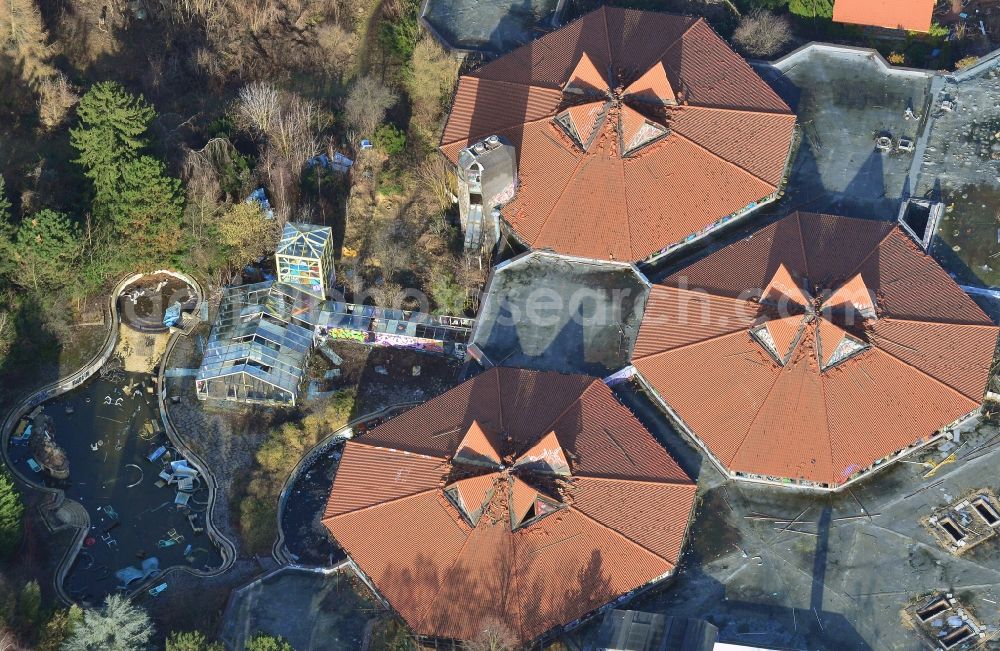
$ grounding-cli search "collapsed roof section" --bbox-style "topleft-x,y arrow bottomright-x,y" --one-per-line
322,368 -> 696,643
633,212 -> 1000,487
440,6 -> 797,262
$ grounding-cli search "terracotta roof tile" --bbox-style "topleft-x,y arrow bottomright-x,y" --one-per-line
635,212 -> 999,485
833,0 -> 935,32
762,262 -> 810,308
763,315 -> 806,362
323,443 -> 445,518
632,286 -> 759,358
625,61 -> 676,104
823,272 -> 875,315
440,6 -> 795,261
514,431 -> 571,475
455,420 -> 502,467
669,106 -> 797,185
566,51 -> 609,94
323,369 -> 696,642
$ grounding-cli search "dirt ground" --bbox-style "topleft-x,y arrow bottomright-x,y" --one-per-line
303,341 -> 467,416
114,324 -> 170,373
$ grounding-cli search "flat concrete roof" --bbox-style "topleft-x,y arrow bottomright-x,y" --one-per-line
471,252 -> 649,376
755,44 -> 933,219
421,0 -> 563,54
219,566 -> 377,651
572,381 -> 1000,650
912,55 -> 1000,287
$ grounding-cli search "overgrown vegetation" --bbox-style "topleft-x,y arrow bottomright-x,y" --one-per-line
0,469 -> 23,558
238,389 -> 356,553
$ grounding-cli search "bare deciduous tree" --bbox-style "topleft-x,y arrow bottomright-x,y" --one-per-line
235,81 -> 280,136
733,10 -> 792,59
464,619 -> 519,651
343,74 -> 398,137
36,72 -> 80,131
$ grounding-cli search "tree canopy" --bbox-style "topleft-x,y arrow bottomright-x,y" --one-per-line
70,82 -> 155,202
7,209 -> 83,291
0,469 -> 23,558
60,594 -> 153,651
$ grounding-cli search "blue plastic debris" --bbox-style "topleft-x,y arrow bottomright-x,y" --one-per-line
306,152 -> 354,173
147,446 -> 167,462
26,458 -> 41,472
163,301 -> 182,328
360,139 -> 374,150
245,188 -> 275,220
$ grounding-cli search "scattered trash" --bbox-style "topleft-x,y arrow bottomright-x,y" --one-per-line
245,188 -> 275,220
375,366 -> 388,375
148,583 -> 168,597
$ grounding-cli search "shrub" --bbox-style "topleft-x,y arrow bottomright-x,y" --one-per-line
956,55 -> 979,70
166,630 -> 224,651
343,75 -> 398,137
373,124 -> 406,156
733,10 -> 793,58
245,634 -> 294,651
238,390 -> 356,554
887,52 -> 906,65
789,0 -> 832,19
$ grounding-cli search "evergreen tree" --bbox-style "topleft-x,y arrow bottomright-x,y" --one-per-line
109,156 -> 185,269
60,594 -> 152,651
37,606 -> 84,651
0,469 -> 23,558
9,209 -> 82,291
69,82 -> 155,202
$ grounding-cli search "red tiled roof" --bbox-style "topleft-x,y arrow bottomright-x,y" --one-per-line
833,0 -> 935,32
440,7 -> 796,262
633,212 -> 999,486
322,368 -> 696,642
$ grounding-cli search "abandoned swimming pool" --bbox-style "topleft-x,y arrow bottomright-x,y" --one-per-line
7,368 -> 223,603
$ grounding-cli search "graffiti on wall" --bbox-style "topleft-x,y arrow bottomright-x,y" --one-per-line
372,333 -> 445,354
325,328 -> 370,344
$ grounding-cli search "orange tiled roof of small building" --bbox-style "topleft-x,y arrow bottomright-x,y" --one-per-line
833,0 -> 936,32
322,368 -> 696,642
440,6 -> 796,262
633,212 -> 999,486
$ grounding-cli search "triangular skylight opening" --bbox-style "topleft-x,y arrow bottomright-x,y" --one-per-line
619,105 -> 668,155
508,477 -> 562,529
750,315 -> 806,365
445,472 -> 499,526
513,431 -> 570,476
555,102 -> 607,151
817,318 -> 868,370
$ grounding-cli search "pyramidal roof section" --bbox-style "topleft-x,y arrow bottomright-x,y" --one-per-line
824,273 -> 876,317
759,315 -> 806,364
625,61 -> 677,105
513,431 -> 571,475
447,473 -> 500,525
565,52 -> 609,95
454,420 -> 502,467
762,263 -> 810,308
565,101 -> 607,149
